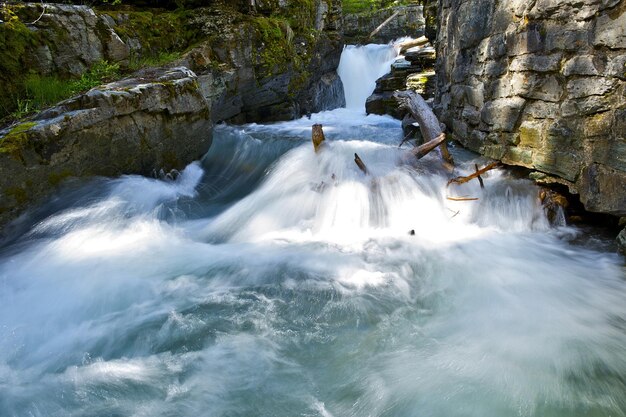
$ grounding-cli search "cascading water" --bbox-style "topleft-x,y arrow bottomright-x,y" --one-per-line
337,43 -> 399,109
1,44 -> 625,417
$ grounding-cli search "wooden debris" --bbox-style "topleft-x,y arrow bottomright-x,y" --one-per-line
408,229 -> 415,236
398,131 -> 414,148
312,124 -> 325,153
398,36 -> 429,53
440,142 -> 454,165
394,90 -> 451,163
474,164 -> 485,188
413,133 -> 446,159
446,162 -> 500,187
448,209 -> 460,218
369,11 -> 400,39
446,196 -> 479,201
354,153 -> 368,175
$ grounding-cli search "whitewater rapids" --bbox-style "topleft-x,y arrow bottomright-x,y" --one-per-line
0,43 -> 625,417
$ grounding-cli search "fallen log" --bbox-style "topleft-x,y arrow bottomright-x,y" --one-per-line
412,133 -> 447,159
354,153 -> 368,175
447,162 -> 500,187
398,36 -> 429,54
312,124 -> 325,152
369,11 -> 400,39
394,90 -> 451,162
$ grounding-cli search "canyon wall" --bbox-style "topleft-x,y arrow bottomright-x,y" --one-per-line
343,4 -> 424,44
0,1 -> 344,228
433,0 -> 626,216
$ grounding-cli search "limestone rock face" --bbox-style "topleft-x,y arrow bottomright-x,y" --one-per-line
433,0 -> 626,216
0,67 -> 212,228
176,1 -> 345,122
21,4 -> 130,76
366,45 -> 437,120
0,2 -> 346,228
343,5 -> 425,44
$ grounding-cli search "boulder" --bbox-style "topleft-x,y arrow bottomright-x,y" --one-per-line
0,67 -> 212,229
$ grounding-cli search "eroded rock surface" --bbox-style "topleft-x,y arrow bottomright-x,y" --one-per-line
0,1 -> 345,228
433,0 -> 626,216
343,5 -> 425,44
0,67 -> 212,227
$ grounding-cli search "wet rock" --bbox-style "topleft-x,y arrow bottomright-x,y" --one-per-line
343,5 -> 425,44
366,44 -> 436,120
0,67 -> 212,228
618,227 -> 626,255
0,1 -> 348,227
432,0 -> 626,217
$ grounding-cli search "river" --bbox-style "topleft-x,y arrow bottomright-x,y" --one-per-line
1,43 -> 625,417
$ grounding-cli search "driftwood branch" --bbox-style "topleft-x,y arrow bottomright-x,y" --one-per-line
312,124 -> 325,152
447,162 -> 500,187
412,133 -> 446,159
440,142 -> 454,165
397,36 -> 429,54
354,153 -> 368,175
369,11 -> 400,39
474,164 -> 485,188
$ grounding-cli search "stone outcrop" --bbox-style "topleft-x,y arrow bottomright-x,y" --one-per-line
179,10 -> 344,123
343,5 -> 425,44
0,67 -> 212,227
0,3 -> 132,116
432,0 -> 626,216
366,44 -> 436,119
1,1 -> 344,122
0,1 -> 346,228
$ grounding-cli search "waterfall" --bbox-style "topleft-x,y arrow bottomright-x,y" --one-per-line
337,43 -> 399,110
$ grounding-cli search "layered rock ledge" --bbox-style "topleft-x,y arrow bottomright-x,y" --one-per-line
432,0 -> 626,217
0,67 -> 212,227
0,1 -> 346,229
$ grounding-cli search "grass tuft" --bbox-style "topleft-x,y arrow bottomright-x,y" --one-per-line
6,60 -> 120,122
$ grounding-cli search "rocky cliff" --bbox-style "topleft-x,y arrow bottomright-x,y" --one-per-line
432,0 -> 625,217
0,1 -> 345,229
0,67 -> 212,227
343,4 -> 424,44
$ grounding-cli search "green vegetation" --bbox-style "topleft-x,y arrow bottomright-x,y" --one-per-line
5,60 -> 120,123
0,5 -> 40,120
252,16 -> 294,76
128,51 -> 182,71
0,5 -> 196,125
0,121 -> 36,156
342,0 -> 418,14
107,9 -> 198,57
